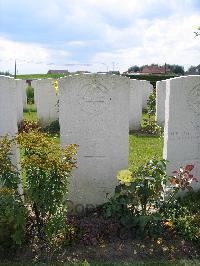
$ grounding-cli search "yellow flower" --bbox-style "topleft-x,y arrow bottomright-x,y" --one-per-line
117,170 -> 133,186
164,220 -> 174,230
0,187 -> 15,195
52,80 -> 59,95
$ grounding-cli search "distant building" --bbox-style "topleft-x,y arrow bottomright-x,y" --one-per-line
108,71 -> 120,75
187,65 -> 200,75
97,71 -> 108,74
47,70 -> 69,74
140,64 -> 170,75
74,71 -> 91,74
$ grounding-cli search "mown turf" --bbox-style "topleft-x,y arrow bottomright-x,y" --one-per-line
129,133 -> 163,172
17,74 -> 67,79
23,104 -> 37,121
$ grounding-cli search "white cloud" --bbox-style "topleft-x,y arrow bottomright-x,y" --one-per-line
91,13 -> 200,71
0,37 -> 72,74
0,0 -> 200,73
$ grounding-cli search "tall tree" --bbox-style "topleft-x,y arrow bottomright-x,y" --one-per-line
167,64 -> 184,75
128,65 -> 140,72
194,27 -> 200,37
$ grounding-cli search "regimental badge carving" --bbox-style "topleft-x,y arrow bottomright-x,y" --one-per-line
79,82 -> 111,115
186,83 -> 200,135
187,84 -> 200,115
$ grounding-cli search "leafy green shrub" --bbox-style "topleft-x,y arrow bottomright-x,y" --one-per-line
162,190 -> 200,243
0,136 -> 27,247
0,188 -> 27,247
0,137 -> 19,190
147,90 -> 156,115
17,130 -> 77,242
26,85 -> 34,104
141,91 -> 162,135
43,120 -> 60,134
104,160 -> 198,238
104,159 -> 169,236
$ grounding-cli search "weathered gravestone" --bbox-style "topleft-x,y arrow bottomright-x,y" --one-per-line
59,74 -> 130,207
32,78 -> 59,127
15,79 -> 24,124
164,76 -> 200,190
0,76 -> 22,194
129,79 -> 143,131
21,80 -> 27,108
156,80 -> 166,126
142,80 -> 153,109
0,76 -> 18,136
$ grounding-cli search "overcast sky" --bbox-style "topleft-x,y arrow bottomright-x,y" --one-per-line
0,0 -> 200,74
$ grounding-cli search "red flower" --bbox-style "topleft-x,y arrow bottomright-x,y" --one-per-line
172,170 -> 179,174
185,165 -> 194,171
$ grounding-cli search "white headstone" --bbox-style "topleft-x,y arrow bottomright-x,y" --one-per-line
164,75 -> 200,190
59,74 -> 130,207
156,80 -> 166,126
0,76 -> 18,136
15,79 -> 24,124
21,80 -> 27,108
129,79 -> 143,131
142,80 -> 153,109
0,76 -> 22,195
32,78 -> 59,127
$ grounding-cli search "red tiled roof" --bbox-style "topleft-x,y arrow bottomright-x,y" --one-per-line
141,65 -> 169,74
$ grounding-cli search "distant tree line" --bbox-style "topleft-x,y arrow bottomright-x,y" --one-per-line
0,70 -> 11,76
194,26 -> 200,37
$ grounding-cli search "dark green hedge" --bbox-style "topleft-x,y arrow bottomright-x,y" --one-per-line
123,74 -> 178,87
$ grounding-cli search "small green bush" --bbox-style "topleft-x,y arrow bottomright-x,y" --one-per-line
104,159 -> 169,236
104,160 -> 199,239
43,120 -> 60,134
163,190 -> 200,242
26,86 -> 34,104
0,136 -> 27,247
0,188 -> 27,247
141,91 -> 162,135
17,130 -> 77,242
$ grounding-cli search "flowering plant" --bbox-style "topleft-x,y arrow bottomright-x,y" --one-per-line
170,164 -> 198,191
117,170 -> 133,186
52,79 -> 59,95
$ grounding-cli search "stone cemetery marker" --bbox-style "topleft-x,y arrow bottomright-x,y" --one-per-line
32,78 -> 59,127
15,79 -> 24,124
129,79 -> 143,131
164,76 -> 200,190
156,80 -> 166,126
59,74 -> 130,207
21,80 -> 27,108
0,76 -> 22,194
142,80 -> 153,109
0,76 -> 18,136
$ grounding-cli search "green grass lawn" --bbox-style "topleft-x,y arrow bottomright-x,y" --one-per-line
129,133 -> 163,172
23,104 -> 37,121
17,73 -> 67,79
